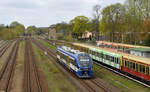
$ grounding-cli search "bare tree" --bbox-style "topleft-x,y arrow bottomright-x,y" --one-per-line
92,4 -> 101,40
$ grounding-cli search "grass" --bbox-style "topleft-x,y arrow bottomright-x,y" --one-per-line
93,63 -> 150,92
38,39 -> 57,50
32,43 -> 78,92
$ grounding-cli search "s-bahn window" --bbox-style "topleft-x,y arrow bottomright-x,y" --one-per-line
125,60 -> 127,67
143,65 -> 145,74
103,55 -> 106,59
127,61 -> 129,68
146,67 -> 149,75
93,51 -> 95,55
90,50 -> 92,55
116,58 -> 118,64
111,57 -> 114,62
106,55 -> 110,61
140,64 -> 142,72
136,63 -> 138,72
96,52 -> 99,57
122,60 -> 125,66
133,63 -> 135,70
130,62 -> 132,69
99,52 -> 101,58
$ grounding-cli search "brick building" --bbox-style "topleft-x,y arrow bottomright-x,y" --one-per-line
48,25 -> 56,39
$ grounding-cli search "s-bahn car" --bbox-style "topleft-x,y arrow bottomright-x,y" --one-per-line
56,46 -> 93,78
71,43 -> 150,85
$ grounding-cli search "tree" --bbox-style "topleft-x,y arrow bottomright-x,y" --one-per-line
27,26 -> 37,35
72,16 -> 89,39
92,4 -> 101,40
100,3 -> 126,42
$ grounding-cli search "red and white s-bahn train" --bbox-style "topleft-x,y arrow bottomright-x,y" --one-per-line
71,43 -> 150,86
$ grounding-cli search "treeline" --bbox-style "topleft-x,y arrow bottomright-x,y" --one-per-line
0,21 -> 25,40
55,0 -> 150,46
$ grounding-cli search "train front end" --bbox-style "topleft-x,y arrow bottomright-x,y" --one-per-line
76,53 -> 93,78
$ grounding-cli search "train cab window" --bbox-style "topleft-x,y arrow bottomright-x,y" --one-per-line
146,67 -> 149,75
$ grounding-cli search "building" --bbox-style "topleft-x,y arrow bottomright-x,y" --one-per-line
129,48 -> 150,58
48,25 -> 56,40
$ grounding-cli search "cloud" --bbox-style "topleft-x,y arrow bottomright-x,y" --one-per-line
0,0 -> 125,27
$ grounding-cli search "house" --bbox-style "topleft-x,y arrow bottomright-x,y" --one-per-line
48,25 -> 56,40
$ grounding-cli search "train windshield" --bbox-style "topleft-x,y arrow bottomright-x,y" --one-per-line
78,55 -> 91,67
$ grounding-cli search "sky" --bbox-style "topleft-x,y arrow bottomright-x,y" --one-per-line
0,0 -> 125,27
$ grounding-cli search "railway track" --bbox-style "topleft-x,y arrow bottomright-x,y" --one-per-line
24,38 -> 47,92
32,39 -> 117,92
0,41 -> 12,58
0,40 -> 20,92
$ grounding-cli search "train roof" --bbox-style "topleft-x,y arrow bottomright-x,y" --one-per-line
97,41 -> 150,49
72,43 -> 150,65
58,46 -> 85,56
129,48 -> 150,52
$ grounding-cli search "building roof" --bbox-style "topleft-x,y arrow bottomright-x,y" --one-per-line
129,48 -> 150,52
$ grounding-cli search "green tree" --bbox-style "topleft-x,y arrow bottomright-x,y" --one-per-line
27,26 -> 37,35
72,16 -> 89,39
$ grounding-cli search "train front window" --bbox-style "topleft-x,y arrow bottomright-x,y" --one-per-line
79,55 -> 90,67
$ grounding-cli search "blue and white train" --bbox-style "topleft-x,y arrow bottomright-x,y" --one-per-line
56,46 -> 93,78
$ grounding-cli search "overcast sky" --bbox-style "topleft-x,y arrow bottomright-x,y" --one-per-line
0,0 -> 125,27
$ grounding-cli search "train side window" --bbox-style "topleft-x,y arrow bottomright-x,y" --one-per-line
143,65 -> 145,74
96,52 -> 99,57
95,51 -> 97,56
93,51 -> 95,56
91,51 -> 93,55
104,55 -> 106,59
91,50 -> 93,55
146,66 -> 149,75
130,62 -> 132,69
125,60 -> 127,67
139,64 -> 142,72
99,52 -> 101,58
116,58 -> 119,64
118,59 -> 120,64
133,63 -> 135,70
107,55 -> 110,61
122,59 -> 124,66
136,63 -> 138,72
101,53 -> 103,58
112,57 -> 114,62
127,61 -> 129,68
